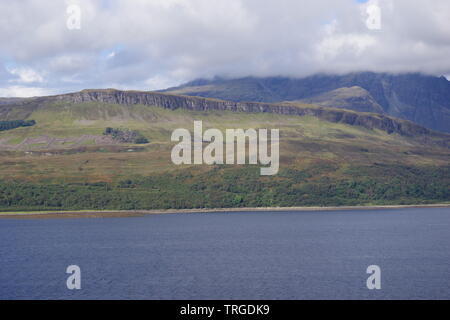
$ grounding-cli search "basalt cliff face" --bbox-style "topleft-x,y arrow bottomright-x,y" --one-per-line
51,89 -> 435,137
0,88 -> 445,138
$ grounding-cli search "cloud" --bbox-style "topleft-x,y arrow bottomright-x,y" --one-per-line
7,67 -> 44,84
0,0 -> 449,96
0,86 -> 53,98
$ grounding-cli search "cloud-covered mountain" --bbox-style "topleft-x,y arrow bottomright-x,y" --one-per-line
1,1 -> 450,97
163,72 -> 450,133
298,86 -> 385,114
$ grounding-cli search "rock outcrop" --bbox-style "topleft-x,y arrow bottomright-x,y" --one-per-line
51,89 -> 436,137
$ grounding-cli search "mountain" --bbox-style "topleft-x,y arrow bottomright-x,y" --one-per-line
0,89 -> 448,211
298,86 -> 384,114
0,88 -> 442,137
163,72 -> 450,133
0,98 -> 26,105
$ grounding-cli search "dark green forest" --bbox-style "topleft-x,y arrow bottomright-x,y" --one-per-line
0,120 -> 36,131
0,163 -> 448,211
103,127 -> 149,144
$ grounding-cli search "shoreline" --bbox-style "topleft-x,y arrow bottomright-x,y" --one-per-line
0,204 -> 449,219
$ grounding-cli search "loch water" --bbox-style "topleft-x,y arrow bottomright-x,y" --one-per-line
1,208 -> 449,300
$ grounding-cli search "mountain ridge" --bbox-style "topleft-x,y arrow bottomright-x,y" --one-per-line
1,88 -> 445,140
297,86 -> 385,114
163,72 -> 450,133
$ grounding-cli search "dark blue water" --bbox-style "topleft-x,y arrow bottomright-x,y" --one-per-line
1,208 -> 449,300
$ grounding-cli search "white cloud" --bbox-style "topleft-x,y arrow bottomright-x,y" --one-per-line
145,75 -> 180,91
317,33 -> 377,61
0,86 -> 53,97
7,67 -> 44,83
0,0 -> 449,96
48,54 -> 92,73
106,51 -> 116,59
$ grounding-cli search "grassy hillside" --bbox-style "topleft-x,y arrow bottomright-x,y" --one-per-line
0,98 -> 448,211
298,86 -> 385,114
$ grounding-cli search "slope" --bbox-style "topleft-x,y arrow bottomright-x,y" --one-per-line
0,89 -> 448,210
163,72 -> 450,133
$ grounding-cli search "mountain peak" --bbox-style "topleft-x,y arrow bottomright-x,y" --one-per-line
163,72 -> 450,133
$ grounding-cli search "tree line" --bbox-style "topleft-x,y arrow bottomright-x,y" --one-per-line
0,120 -> 36,131
0,163 -> 448,211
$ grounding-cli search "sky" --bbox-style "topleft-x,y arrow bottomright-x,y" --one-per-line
0,0 -> 449,97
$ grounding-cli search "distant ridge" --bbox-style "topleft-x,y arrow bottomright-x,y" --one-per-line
298,86 -> 385,114
162,72 -> 450,133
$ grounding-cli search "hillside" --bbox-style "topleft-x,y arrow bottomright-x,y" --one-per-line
0,98 -> 27,105
163,72 -> 450,133
298,86 -> 384,114
1,89 -> 445,138
0,89 -> 448,211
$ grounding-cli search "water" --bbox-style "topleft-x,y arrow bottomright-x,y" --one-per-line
1,208 -> 449,300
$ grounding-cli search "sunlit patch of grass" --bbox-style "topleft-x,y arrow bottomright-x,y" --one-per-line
7,136 -> 24,145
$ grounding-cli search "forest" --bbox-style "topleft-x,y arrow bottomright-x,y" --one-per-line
0,163 -> 448,211
0,120 -> 36,131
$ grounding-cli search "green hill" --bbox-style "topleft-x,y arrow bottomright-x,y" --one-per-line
0,89 -> 448,211
297,86 -> 385,114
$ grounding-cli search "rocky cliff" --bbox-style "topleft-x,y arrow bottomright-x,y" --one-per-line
49,89 -> 437,137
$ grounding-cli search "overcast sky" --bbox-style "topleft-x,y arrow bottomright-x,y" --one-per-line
0,0 -> 449,97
